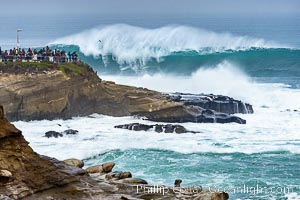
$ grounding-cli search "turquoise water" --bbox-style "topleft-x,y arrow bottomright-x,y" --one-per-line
84,149 -> 300,199
50,44 -> 300,77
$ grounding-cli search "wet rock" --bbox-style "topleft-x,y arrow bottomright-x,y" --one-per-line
132,123 -> 153,131
115,123 -> 153,131
102,162 -> 115,173
169,93 -> 254,115
164,124 -> 175,133
105,171 -> 132,180
119,178 -> 148,184
45,131 -> 63,138
115,123 -> 197,134
63,158 -> 84,168
146,105 -> 247,124
174,179 -> 182,187
63,129 -> 78,135
169,95 -> 182,102
44,129 -> 79,138
119,172 -> 132,179
154,125 -> 163,133
174,125 -> 187,134
86,165 -> 104,174
86,162 -> 115,174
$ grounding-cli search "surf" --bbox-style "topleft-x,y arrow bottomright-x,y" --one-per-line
49,24 -> 300,76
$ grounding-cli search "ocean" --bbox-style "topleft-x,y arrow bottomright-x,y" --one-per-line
2,14 -> 300,199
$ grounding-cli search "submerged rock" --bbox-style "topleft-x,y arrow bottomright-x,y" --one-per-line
63,129 -> 79,135
44,129 -> 79,138
45,131 -> 63,138
115,123 -> 197,133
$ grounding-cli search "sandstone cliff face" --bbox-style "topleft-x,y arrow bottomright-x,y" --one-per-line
0,104 -> 229,199
0,68 -> 182,121
0,104 -> 88,199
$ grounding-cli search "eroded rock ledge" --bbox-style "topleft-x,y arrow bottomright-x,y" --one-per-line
0,105 -> 229,199
0,62 -> 251,124
168,93 -> 254,114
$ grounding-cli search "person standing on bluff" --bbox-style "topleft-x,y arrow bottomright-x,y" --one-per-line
0,47 -> 3,62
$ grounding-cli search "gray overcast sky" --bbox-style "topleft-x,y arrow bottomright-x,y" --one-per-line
1,0 -> 300,15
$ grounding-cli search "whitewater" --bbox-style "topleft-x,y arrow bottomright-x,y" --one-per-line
51,24 -> 283,62
12,24 -> 300,199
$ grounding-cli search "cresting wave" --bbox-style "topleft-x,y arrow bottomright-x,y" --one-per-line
50,24 -> 282,58
49,24 -> 300,76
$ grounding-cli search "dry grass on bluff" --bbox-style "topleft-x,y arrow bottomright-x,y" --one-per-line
0,61 -> 92,76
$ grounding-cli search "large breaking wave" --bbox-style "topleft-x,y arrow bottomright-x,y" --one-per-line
49,24 -> 300,76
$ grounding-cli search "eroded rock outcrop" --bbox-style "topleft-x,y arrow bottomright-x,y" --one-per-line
0,63 -> 249,124
0,104 -> 229,199
142,105 -> 246,124
0,105 -> 88,199
168,93 -> 254,114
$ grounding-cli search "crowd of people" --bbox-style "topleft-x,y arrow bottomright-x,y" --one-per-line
0,46 -> 79,63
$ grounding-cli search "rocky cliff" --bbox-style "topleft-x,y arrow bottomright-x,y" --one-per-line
0,104 -> 229,199
0,62 -> 250,124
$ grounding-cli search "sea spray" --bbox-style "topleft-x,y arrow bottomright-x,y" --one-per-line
48,24 -> 300,75
50,24 -> 283,60
102,61 -> 300,111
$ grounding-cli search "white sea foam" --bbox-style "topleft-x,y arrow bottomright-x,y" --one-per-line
10,59 -> 300,160
285,192 -> 300,200
102,61 -> 300,110
50,24 -> 283,65
13,107 -> 300,160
